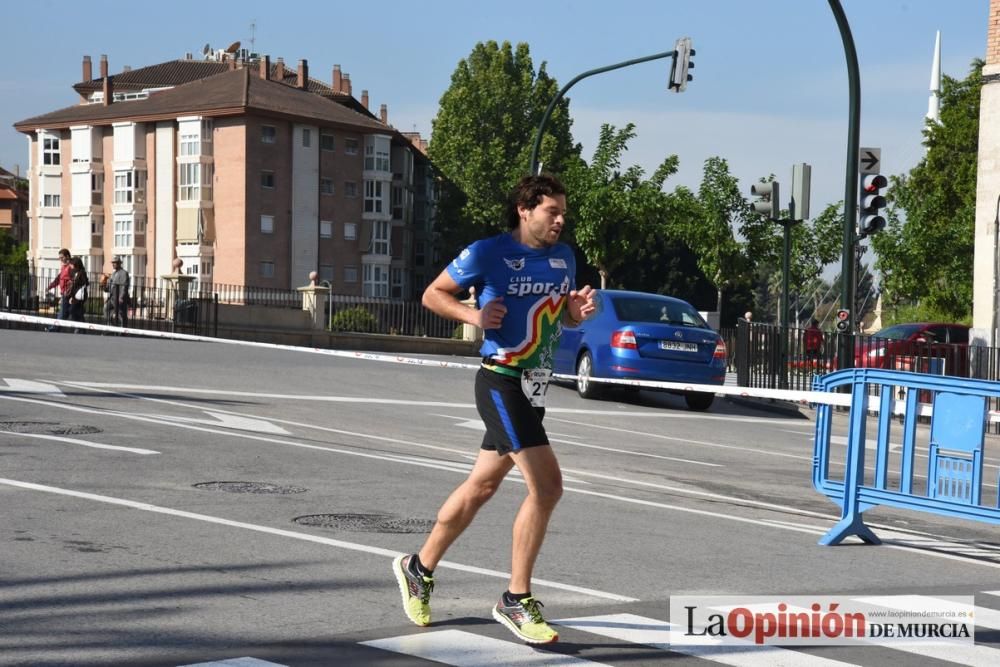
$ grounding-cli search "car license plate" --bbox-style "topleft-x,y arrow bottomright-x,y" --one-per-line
659,340 -> 697,352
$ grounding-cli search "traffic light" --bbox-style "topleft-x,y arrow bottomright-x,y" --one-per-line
750,181 -> 780,219
836,309 -> 850,332
669,37 -> 694,92
858,174 -> 887,235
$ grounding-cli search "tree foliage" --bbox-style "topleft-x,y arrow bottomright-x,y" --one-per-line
564,123 -> 678,288
0,229 -> 27,271
870,59 -> 983,320
428,41 -> 580,256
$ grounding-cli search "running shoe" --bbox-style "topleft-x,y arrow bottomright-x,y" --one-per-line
492,595 -> 559,644
393,554 -> 433,626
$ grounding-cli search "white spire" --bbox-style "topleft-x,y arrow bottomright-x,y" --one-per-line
927,30 -> 941,124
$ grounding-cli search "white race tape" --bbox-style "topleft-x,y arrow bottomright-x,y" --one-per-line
0,310 -> 893,409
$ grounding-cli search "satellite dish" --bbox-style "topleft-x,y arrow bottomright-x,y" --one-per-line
202,43 -> 211,55
225,41 -> 241,53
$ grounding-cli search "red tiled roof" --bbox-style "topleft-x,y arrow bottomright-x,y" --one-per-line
73,59 -> 346,98
15,67 -> 389,133
0,186 -> 27,201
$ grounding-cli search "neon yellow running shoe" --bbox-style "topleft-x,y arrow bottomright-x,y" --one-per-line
393,554 -> 433,626
492,595 -> 559,644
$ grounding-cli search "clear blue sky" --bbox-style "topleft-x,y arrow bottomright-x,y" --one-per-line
1,0 -> 988,218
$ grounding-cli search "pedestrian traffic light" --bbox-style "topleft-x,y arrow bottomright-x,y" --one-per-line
836,309 -> 850,332
750,181 -> 780,219
669,37 -> 694,92
858,174 -> 887,235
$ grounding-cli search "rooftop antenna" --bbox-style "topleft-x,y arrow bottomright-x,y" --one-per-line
225,40 -> 240,54
202,43 -> 211,59
250,21 -> 256,54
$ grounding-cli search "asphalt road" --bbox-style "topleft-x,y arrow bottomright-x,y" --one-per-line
3,328 -> 1000,666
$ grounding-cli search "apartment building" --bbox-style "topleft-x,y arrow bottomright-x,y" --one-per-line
14,53 -> 439,299
0,167 -> 28,243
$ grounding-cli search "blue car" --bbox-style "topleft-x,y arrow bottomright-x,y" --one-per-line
552,290 -> 727,410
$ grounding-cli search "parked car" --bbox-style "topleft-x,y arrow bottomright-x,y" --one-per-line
854,322 -> 969,375
552,290 -> 726,410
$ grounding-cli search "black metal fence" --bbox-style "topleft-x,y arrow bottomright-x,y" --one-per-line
732,320 -> 995,390
1,269 -> 461,340
0,270 -> 218,337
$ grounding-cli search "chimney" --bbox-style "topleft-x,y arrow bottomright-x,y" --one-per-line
332,64 -> 342,93
260,54 -> 270,80
297,59 -> 308,89
82,55 -> 92,82
343,73 -> 352,96
101,55 -> 112,106
361,90 -> 369,109
275,57 -> 286,81
379,104 -> 388,125
184,52 -> 193,60
228,58 -> 236,71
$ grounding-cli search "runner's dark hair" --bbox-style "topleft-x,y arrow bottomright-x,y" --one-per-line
506,174 -> 566,230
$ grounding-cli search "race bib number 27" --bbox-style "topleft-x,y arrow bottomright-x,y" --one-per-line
521,369 -> 552,408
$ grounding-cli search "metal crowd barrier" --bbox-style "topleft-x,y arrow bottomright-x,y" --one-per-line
812,367 -> 1000,546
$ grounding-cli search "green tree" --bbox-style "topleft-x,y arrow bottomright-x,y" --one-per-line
428,41 -> 581,256
0,229 -> 27,271
564,123 -> 679,288
870,59 -> 983,320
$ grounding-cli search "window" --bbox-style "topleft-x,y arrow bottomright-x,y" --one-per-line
320,133 -> 335,151
320,178 -> 334,195
372,220 -> 390,255
260,215 -> 274,234
391,267 -> 404,299
180,133 -> 199,156
261,125 -> 276,144
344,181 -> 358,198
260,261 -> 275,278
43,136 -> 61,165
364,180 -> 384,213
344,222 -> 357,240
302,128 -> 311,148
365,143 -> 390,172
261,171 -> 275,189
344,137 -> 359,155
415,240 -> 425,267
363,263 -> 389,297
179,163 -> 200,200
392,185 -> 404,219
114,216 -> 133,247
91,173 -> 103,205
114,169 -> 146,204
319,264 -> 334,283
43,193 -> 60,207
344,265 -> 358,283
320,220 -> 332,238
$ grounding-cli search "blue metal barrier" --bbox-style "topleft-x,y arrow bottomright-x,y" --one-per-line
812,368 -> 1000,546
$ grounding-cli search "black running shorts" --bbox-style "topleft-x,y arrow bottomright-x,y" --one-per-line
474,367 -> 549,455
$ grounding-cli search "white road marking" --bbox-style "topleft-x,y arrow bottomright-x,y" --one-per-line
0,430 -> 159,455
141,411 -> 290,435
179,658 -> 287,667
0,477 -> 636,602
8,387 -> 999,570
361,629 -> 610,665
553,613 -> 857,666
1,378 -> 64,395
449,417 -> 723,468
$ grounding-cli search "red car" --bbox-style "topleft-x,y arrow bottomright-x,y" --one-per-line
854,322 -> 969,375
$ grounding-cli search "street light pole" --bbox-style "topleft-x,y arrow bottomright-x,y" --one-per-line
529,48 -> 678,175
827,0 -> 861,370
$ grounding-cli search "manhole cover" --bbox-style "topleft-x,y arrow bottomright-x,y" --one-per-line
193,481 -> 308,495
293,513 -> 434,534
0,421 -> 102,435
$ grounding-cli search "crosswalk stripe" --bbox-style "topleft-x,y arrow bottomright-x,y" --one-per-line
552,613 -> 858,666
178,658 -> 287,667
361,629 -> 611,665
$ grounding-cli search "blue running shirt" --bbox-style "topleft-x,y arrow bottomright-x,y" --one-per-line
447,232 -> 577,370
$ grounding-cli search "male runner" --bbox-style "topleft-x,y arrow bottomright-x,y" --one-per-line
393,174 -> 595,644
